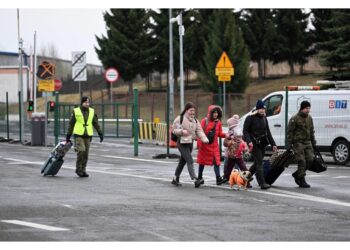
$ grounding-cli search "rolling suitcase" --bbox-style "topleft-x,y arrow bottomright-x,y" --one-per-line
41,141 -> 73,176
264,149 -> 295,185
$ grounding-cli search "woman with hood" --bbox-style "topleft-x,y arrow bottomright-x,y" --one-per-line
171,102 -> 209,188
196,105 -> 229,186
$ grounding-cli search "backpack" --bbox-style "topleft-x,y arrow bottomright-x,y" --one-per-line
171,115 -> 198,142
171,115 -> 184,142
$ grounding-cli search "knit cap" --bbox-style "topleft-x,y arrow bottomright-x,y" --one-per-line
227,114 -> 239,129
299,100 -> 311,111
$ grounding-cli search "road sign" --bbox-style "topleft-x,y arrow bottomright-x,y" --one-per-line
38,80 -> 55,92
72,51 -> 87,81
104,68 -> 120,83
54,79 -> 62,91
37,61 -> 55,80
218,75 -> 231,82
215,51 -> 234,77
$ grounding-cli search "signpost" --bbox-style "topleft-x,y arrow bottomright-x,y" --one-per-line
104,67 -> 120,104
72,51 -> 87,98
215,51 -> 234,120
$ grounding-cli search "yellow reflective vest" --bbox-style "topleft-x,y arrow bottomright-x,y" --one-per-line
73,107 -> 94,136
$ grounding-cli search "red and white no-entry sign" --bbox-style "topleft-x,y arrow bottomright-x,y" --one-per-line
104,67 -> 120,83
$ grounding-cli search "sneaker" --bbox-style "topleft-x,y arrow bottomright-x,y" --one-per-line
247,183 -> 253,188
198,178 -> 205,185
171,177 -> 181,186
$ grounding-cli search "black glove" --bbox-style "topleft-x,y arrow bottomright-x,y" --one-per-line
312,143 -> 317,150
66,134 -> 71,142
286,145 -> 293,152
99,133 -> 104,143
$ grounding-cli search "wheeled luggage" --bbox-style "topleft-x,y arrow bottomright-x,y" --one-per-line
41,141 -> 72,176
264,149 -> 295,185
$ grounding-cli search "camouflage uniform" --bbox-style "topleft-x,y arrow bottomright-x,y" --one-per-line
67,106 -> 102,176
287,111 -> 316,178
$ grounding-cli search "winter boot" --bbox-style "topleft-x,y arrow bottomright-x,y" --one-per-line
255,169 -> 270,189
260,183 -> 271,189
171,177 -> 182,186
221,176 -> 228,184
198,178 -> 205,185
292,171 -> 302,186
194,178 -> 202,188
216,176 -> 224,185
299,177 -> 311,188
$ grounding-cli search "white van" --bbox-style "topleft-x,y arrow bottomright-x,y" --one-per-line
239,88 -> 350,164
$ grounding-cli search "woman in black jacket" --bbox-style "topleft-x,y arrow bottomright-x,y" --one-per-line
243,100 -> 277,189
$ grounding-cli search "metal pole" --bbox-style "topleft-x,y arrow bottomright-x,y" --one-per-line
18,91 -> 22,142
223,81 -> 226,120
6,92 -> 10,139
285,86 -> 289,148
169,9 -> 175,123
54,91 -> 59,145
33,31 -> 37,112
17,9 -> 24,144
179,13 -> 184,111
45,93 -> 48,146
133,88 -> 139,156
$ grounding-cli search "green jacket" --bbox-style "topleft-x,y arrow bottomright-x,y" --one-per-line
67,106 -> 102,138
287,111 -> 316,146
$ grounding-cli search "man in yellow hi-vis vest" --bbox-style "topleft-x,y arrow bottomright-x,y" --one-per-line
66,96 -> 103,177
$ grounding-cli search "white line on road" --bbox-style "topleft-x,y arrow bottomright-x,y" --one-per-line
334,176 -> 350,179
1,220 -> 70,231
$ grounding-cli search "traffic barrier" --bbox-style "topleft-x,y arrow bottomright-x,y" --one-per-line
154,123 -> 167,146
138,122 -> 155,143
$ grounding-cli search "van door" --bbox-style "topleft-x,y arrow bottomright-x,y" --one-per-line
263,94 -> 284,146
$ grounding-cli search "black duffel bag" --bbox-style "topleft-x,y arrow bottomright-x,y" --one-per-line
308,149 -> 327,173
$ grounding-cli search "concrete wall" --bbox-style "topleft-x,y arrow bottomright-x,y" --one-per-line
0,67 -> 29,103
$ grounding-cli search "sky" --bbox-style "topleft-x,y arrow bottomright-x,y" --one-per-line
1,0 -> 349,66
0,9 -> 107,65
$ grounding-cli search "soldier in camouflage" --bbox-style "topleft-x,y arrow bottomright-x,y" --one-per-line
66,96 -> 103,177
287,100 -> 316,188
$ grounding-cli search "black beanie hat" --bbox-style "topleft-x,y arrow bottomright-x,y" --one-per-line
81,96 -> 89,105
300,100 -> 311,111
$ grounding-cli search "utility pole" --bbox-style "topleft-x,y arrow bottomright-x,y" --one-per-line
168,9 -> 175,122
17,9 -> 24,144
170,11 -> 185,112
33,31 -> 37,112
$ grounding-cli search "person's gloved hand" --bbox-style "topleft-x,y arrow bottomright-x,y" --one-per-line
99,133 -> 104,143
312,141 -> 317,150
286,145 -> 294,152
66,134 -> 71,142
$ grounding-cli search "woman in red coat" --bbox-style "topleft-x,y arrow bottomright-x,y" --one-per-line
197,105 -> 228,186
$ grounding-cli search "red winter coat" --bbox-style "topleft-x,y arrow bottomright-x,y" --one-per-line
197,105 -> 227,166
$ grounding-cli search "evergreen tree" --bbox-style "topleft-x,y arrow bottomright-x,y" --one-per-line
95,9 -> 151,94
199,9 -> 250,93
319,10 -> 350,70
239,9 -> 276,80
311,9 -> 334,53
272,9 -> 311,75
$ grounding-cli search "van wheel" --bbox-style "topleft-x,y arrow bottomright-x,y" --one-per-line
332,140 -> 350,165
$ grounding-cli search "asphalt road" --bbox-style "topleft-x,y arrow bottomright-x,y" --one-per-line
0,139 -> 349,241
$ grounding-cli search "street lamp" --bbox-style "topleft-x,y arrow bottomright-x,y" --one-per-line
170,12 -> 185,112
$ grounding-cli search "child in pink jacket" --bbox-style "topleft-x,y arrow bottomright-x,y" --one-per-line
222,115 -> 250,184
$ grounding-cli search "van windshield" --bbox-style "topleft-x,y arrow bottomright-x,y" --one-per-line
264,95 -> 283,117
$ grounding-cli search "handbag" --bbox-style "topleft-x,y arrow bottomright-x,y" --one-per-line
308,149 -> 327,173
206,122 -> 217,144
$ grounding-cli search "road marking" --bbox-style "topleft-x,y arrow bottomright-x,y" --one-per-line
334,176 -> 350,179
102,155 -> 177,164
1,220 -> 69,231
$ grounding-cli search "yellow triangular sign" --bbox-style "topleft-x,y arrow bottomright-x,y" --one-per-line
216,51 -> 233,68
